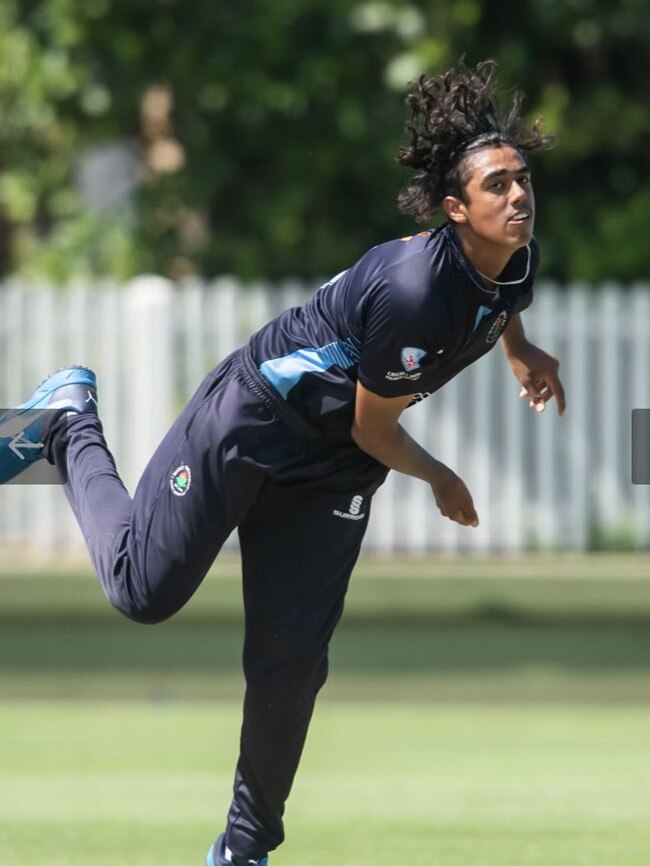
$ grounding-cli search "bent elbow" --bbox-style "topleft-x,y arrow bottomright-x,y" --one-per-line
351,421 -> 370,453
351,422 -> 385,460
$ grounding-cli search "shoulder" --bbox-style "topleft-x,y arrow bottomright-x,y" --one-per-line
359,231 -> 452,351
359,226 -> 452,301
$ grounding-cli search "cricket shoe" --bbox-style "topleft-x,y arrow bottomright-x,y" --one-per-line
206,833 -> 269,866
0,365 -> 98,484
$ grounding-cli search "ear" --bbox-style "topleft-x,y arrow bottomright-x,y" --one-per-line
442,195 -> 468,225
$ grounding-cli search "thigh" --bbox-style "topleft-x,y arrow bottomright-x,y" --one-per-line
238,473 -> 380,645
125,356 -> 273,604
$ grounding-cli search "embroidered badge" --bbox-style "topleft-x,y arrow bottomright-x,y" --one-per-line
401,347 -> 427,371
486,311 -> 509,344
170,464 -> 192,496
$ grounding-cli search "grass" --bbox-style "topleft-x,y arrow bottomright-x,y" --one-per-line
3,552 -> 650,623
4,618 -> 650,702
2,701 -> 650,865
2,553 -> 650,702
2,554 -> 650,863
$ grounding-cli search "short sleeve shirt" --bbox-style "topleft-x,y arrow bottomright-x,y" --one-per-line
247,223 -> 538,438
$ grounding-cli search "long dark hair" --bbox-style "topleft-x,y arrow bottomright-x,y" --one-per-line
397,59 -> 554,222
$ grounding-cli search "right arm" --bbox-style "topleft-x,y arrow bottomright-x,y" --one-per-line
351,381 -> 479,528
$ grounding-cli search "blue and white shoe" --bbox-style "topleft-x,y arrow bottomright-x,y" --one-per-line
206,833 -> 269,866
0,366 -> 98,484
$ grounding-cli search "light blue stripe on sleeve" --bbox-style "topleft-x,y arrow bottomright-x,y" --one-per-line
259,339 -> 360,399
473,305 -> 493,333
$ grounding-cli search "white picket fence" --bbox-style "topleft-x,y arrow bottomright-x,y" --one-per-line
1,276 -> 649,555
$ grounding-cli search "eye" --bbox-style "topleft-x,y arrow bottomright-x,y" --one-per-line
518,175 -> 531,185
489,180 -> 504,191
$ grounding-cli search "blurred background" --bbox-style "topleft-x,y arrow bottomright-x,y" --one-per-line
0,0 -> 648,283
1,0 -> 649,555
1,2 -> 650,865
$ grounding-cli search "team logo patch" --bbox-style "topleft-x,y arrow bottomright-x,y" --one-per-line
401,346 -> 427,371
170,464 -> 191,496
486,311 -> 509,344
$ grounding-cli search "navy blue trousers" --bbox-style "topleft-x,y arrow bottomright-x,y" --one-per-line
49,350 -> 387,861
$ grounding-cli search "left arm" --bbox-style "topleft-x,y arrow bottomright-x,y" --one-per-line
501,313 -> 566,416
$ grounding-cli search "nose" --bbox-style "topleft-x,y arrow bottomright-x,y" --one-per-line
511,179 -> 530,206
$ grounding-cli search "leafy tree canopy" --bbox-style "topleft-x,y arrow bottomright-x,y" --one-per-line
0,0 -> 648,283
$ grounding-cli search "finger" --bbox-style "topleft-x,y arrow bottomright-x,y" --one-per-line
529,377 -> 566,417
519,381 -> 543,398
547,373 -> 566,416
452,505 -> 479,527
528,389 -> 549,413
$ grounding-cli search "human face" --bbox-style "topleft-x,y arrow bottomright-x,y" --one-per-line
445,144 -> 535,255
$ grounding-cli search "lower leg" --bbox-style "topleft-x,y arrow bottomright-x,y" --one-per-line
226,636 -> 330,860
48,412 -> 140,615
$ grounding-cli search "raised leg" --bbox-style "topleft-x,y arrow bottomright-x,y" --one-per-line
49,355 -> 269,623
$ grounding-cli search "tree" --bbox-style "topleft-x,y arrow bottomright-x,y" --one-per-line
1,0 -> 648,283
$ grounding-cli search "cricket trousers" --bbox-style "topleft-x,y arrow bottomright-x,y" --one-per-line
48,348 -> 388,861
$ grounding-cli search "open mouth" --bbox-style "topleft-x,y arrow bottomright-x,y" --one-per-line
508,211 -> 532,224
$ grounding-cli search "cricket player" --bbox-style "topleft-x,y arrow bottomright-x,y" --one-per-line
0,60 -> 565,865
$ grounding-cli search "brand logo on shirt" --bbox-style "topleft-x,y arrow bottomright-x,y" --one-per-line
486,311 -> 509,344
385,370 -> 422,381
333,495 -> 366,521
401,346 -> 427,371
170,464 -> 192,496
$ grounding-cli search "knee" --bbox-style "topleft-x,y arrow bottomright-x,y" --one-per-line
99,552 -> 191,624
105,585 -> 178,625
118,601 -> 175,625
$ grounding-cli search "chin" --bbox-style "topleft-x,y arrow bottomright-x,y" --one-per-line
503,229 -> 533,249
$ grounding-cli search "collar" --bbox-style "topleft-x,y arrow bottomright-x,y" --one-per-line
445,223 -> 530,302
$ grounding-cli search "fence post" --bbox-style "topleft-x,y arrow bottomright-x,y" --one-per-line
121,276 -> 175,493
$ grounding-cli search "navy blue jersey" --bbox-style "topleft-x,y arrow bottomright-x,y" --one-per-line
247,223 -> 538,438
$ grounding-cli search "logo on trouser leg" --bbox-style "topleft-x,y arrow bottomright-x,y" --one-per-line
333,494 -> 365,520
170,464 -> 191,496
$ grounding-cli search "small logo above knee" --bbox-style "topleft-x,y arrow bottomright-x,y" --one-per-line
332,494 -> 365,521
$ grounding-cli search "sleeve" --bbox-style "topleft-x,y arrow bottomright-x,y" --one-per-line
357,273 -> 442,398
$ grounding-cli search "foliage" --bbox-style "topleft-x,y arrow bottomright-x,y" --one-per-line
0,0 -> 648,283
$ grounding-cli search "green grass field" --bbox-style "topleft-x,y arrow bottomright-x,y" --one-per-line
2,554 -> 650,864
3,702 -> 650,865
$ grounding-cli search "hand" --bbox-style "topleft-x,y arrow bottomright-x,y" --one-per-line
430,464 -> 479,528
507,340 -> 566,416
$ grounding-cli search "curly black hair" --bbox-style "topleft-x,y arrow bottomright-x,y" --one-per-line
397,59 -> 554,223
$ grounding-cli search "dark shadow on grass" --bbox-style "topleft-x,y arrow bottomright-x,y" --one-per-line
2,617 -> 650,674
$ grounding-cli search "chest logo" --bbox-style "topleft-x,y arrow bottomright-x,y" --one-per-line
486,311 -> 509,344
401,346 -> 427,371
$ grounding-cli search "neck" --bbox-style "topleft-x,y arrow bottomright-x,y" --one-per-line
452,225 -> 518,285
